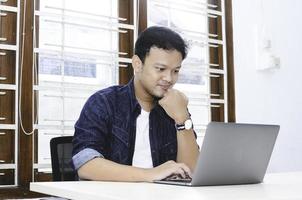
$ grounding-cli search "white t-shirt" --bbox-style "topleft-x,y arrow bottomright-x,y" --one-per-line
132,109 -> 153,168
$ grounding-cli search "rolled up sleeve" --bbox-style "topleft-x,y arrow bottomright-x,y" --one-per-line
72,148 -> 104,170
72,92 -> 110,171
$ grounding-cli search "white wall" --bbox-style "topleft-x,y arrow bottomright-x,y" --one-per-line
232,0 -> 302,172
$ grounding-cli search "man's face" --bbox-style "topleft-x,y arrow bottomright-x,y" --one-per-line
134,47 -> 183,99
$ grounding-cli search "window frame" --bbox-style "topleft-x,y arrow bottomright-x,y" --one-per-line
0,0 -> 235,197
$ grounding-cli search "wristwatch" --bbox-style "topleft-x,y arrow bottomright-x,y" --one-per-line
175,118 -> 193,131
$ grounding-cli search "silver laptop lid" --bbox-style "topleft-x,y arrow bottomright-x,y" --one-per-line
191,122 -> 279,186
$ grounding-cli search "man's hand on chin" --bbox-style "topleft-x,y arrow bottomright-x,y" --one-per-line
158,89 -> 189,123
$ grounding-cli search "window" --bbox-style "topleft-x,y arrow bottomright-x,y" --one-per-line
32,0 -> 134,176
147,0 -> 228,146
0,0 -> 234,190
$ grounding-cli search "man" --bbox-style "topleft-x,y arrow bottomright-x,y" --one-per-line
72,26 -> 199,182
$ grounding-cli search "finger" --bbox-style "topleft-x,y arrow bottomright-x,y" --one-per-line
178,163 -> 192,177
179,92 -> 188,102
167,160 -> 176,164
176,168 -> 186,178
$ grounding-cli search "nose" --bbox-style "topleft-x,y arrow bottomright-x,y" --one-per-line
162,71 -> 172,83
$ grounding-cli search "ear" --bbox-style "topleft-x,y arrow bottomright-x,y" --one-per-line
132,55 -> 143,74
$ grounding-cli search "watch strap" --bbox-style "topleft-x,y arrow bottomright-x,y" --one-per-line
175,123 -> 186,131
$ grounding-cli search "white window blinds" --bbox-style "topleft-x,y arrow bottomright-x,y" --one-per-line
32,0 -> 135,172
148,0 -> 228,146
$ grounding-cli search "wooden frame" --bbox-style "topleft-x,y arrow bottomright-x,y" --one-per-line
118,0 -> 135,84
225,0 -> 236,122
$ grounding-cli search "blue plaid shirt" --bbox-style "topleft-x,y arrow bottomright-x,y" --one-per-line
72,78 -> 180,171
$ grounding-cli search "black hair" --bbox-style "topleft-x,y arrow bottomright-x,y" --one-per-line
134,26 -> 188,63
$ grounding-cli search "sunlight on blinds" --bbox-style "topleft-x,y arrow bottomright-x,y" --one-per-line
32,0 -> 133,172
148,0 -> 227,146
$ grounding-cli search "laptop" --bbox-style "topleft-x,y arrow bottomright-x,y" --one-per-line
154,122 -> 280,186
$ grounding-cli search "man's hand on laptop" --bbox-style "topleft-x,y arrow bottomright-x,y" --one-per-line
145,160 -> 192,182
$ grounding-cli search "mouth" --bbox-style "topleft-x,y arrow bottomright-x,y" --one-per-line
158,84 -> 171,91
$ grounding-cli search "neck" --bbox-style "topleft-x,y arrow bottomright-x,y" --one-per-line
134,77 -> 155,112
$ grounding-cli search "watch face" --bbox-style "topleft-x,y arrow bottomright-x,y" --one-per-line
184,119 -> 193,130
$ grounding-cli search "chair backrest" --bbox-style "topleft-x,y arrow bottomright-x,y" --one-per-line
50,136 -> 76,181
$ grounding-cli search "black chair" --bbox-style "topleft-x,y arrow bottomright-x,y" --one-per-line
50,136 -> 77,181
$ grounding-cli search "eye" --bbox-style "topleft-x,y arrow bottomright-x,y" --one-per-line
174,70 -> 180,73
155,66 -> 165,71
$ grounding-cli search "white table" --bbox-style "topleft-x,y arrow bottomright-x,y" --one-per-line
30,172 -> 302,200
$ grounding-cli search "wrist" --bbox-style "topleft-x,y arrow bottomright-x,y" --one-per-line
174,112 -> 190,124
175,118 -> 193,131
140,168 -> 154,182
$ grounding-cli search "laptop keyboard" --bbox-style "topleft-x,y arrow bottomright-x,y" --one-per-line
162,173 -> 192,183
